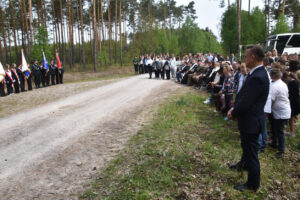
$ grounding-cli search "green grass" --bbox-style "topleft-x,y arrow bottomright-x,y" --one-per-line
80,91 -> 300,200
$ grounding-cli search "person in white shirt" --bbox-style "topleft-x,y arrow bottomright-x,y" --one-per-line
146,56 -> 153,79
170,55 -> 177,79
270,68 -> 291,158
206,52 -> 213,62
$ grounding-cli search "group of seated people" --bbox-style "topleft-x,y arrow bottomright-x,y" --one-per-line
177,50 -> 300,158
135,50 -> 300,158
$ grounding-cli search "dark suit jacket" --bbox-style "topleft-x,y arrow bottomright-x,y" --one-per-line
231,66 -> 269,134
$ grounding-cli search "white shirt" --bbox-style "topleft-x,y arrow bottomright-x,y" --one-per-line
207,55 -> 213,62
170,58 -> 176,67
213,57 -> 218,62
213,72 -> 220,83
264,72 -> 272,113
270,79 -> 291,119
237,74 -> 245,93
146,59 -> 153,66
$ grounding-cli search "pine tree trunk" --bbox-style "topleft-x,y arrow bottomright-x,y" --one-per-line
100,0 -> 105,48
93,0 -> 98,72
79,0 -> 86,70
108,0 -> 112,65
76,1 -> 81,64
23,0 -> 30,50
7,23 -> 12,63
268,0 -> 270,34
68,0 -> 73,69
248,0 -> 251,19
115,0 -> 118,64
119,0 -> 122,67
10,1 -> 19,60
60,0 -> 65,66
277,0 -> 282,18
28,0 -> 34,46
237,0 -> 241,58
42,0 -> 47,29
51,0 -> 58,50
97,0 -> 102,54
0,6 -> 8,63
282,0 -> 285,15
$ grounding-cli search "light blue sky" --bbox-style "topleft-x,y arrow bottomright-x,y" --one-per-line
176,0 -> 265,41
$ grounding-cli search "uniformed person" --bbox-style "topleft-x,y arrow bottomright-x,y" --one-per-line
17,65 -> 26,92
11,64 -> 20,93
49,60 -> 57,85
5,64 -> 14,95
40,61 -> 46,87
133,56 -> 139,74
58,66 -> 64,84
31,60 -> 41,89
0,79 -> 5,96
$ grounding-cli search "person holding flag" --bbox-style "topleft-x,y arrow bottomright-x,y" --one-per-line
4,64 -> 14,95
56,52 -> 64,84
11,64 -> 20,93
17,65 -> 26,92
0,62 -> 6,96
21,49 -> 32,90
49,60 -> 57,85
42,51 -> 50,87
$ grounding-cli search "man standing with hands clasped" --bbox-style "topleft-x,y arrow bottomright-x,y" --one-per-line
227,45 -> 269,192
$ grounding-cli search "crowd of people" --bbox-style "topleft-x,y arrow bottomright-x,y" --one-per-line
134,47 -> 300,191
0,59 -> 64,97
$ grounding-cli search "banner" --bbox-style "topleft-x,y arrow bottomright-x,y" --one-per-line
0,62 -> 5,82
56,52 -> 62,69
43,51 -> 49,71
21,49 -> 31,78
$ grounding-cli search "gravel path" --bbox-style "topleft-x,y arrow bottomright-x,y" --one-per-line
0,74 -> 181,200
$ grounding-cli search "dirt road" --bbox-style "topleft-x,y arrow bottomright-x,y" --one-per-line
0,74 -> 180,199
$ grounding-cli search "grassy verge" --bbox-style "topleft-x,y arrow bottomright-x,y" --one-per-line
81,90 -> 299,200
64,65 -> 135,83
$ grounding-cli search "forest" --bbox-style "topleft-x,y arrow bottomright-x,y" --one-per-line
0,0 -> 299,71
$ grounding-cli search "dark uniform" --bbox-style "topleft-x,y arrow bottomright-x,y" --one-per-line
133,57 -> 139,73
41,65 -> 46,87
0,79 -> 5,96
26,72 -> 33,91
11,69 -> 20,93
164,61 -> 171,80
5,71 -> 14,95
50,64 -> 57,85
31,63 -> 41,88
17,67 -> 26,92
45,68 -> 51,86
58,67 -> 64,84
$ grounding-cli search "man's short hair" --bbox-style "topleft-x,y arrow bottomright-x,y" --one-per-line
246,45 -> 265,62
270,68 -> 282,80
289,60 -> 300,72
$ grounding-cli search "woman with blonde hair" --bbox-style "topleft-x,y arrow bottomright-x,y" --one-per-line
219,63 -> 234,120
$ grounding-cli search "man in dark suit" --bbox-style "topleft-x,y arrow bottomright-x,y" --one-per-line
227,45 -> 269,192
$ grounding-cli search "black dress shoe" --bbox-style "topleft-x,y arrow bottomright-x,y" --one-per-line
234,184 -> 257,192
227,161 -> 247,171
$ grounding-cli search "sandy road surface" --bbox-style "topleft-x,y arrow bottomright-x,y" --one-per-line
0,74 -> 180,199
